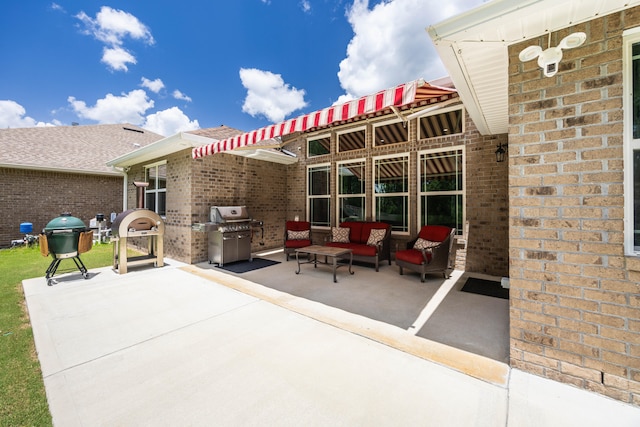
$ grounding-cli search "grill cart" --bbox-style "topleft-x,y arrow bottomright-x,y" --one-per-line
40,213 -> 93,286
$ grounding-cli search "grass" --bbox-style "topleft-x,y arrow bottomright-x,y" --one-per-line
0,242 -> 131,426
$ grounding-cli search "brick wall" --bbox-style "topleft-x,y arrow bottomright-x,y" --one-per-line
125,149 -> 288,264
0,167 -> 123,247
508,8 -> 640,404
282,109 -> 509,277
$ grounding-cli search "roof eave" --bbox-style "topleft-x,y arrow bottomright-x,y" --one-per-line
0,163 -> 122,177
107,132 -> 216,168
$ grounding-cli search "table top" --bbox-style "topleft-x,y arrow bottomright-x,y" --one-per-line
295,245 -> 352,257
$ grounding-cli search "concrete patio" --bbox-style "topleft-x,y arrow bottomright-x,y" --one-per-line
23,253 -> 640,426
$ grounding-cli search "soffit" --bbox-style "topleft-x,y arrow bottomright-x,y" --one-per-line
428,0 -> 640,135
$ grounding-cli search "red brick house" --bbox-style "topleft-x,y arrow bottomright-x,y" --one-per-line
109,81 -> 508,280
429,0 -> 640,413
0,124 -> 163,247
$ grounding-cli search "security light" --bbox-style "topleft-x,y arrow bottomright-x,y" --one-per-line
519,32 -> 587,77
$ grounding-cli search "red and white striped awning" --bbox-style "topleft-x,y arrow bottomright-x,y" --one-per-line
192,79 -> 456,159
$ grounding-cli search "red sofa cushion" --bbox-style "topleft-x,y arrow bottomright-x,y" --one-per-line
418,225 -> 452,243
325,242 -> 377,257
285,239 -> 312,249
396,248 -> 432,265
339,221 -> 389,244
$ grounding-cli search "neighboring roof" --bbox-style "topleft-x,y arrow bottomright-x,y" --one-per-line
0,123 -> 164,176
107,125 -> 244,168
192,79 -> 457,159
428,0 -> 640,136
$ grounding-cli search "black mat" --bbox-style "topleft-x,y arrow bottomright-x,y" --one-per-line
460,277 -> 509,299
216,258 -> 280,273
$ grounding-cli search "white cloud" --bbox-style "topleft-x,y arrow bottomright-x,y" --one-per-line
172,90 -> 192,102
141,77 -> 165,93
0,100 -> 59,128
76,6 -> 154,46
300,0 -> 311,13
239,68 -> 307,123
76,6 -> 153,71
142,107 -> 199,136
67,89 -> 154,124
337,0 -> 485,98
102,46 -> 136,71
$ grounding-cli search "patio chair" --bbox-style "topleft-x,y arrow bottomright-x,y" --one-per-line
396,225 -> 455,282
284,220 -> 312,261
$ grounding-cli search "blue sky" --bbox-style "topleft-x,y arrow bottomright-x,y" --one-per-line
0,0 -> 485,136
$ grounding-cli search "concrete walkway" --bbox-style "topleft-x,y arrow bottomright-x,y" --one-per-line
23,260 -> 640,426
24,261 -> 507,426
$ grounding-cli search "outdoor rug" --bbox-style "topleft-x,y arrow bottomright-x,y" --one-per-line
216,258 -> 281,274
460,277 -> 509,299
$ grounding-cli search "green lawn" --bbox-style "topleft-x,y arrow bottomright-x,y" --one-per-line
0,243 -> 127,426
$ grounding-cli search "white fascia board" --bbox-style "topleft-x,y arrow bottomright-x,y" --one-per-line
427,0 -> 542,42
106,132 -> 218,168
0,163 -> 122,177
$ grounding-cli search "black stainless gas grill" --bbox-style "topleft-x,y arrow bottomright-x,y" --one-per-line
206,206 -> 261,266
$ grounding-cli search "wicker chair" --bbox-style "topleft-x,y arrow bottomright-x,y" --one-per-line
284,221 -> 312,261
396,225 -> 455,282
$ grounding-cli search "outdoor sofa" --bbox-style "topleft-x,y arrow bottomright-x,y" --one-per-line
325,221 -> 391,271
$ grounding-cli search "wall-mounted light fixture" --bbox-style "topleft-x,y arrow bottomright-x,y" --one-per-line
495,143 -> 507,163
519,32 -> 586,77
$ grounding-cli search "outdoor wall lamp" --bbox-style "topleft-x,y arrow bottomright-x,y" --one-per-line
519,32 -> 586,77
495,143 -> 507,163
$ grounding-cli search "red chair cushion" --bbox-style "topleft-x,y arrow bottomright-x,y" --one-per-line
418,225 -> 452,242
286,221 -> 311,232
396,248 -> 432,265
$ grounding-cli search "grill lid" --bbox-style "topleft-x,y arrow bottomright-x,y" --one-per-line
210,206 -> 250,223
44,213 -> 86,232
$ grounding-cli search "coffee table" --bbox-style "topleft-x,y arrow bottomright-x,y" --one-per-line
295,245 -> 354,283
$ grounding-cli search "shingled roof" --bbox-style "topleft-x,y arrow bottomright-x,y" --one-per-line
0,123 -> 164,175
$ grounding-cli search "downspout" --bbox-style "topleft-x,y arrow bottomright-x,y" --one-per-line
111,166 -> 131,211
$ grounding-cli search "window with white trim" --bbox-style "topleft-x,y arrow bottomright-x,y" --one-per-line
307,164 -> 331,227
337,126 -> 366,152
419,148 -> 465,234
624,28 -> 640,255
145,161 -> 166,216
307,133 -> 330,157
418,106 -> 464,139
373,154 -> 409,233
337,159 -> 366,222
374,118 -> 408,146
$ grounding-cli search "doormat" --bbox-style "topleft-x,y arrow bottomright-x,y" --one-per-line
460,277 -> 509,299
216,258 -> 280,274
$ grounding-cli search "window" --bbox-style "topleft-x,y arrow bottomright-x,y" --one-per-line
337,127 -> 366,152
308,164 -> 331,227
337,159 -> 366,222
145,162 -> 166,216
373,155 -> 409,233
623,29 -> 640,255
374,118 -> 408,146
307,134 -> 330,157
419,148 -> 465,234
419,107 -> 464,139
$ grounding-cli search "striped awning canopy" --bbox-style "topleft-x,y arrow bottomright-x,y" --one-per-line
192,79 -> 456,159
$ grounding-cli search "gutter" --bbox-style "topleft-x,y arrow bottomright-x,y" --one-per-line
0,162 -> 122,177
107,132 -> 217,168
